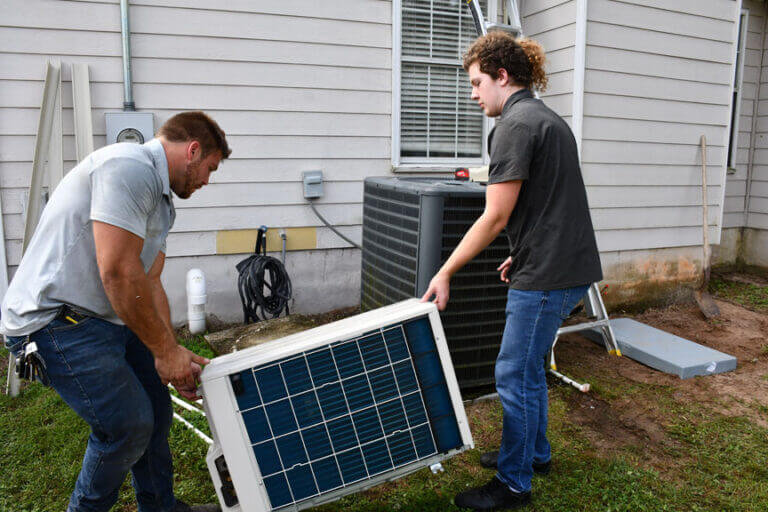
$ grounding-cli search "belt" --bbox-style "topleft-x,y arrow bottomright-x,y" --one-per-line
55,305 -> 89,324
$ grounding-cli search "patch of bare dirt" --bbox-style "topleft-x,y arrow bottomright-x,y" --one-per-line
634,300 -> 768,425
548,297 -> 768,472
204,306 -> 359,354
560,391 -> 678,471
721,272 -> 768,287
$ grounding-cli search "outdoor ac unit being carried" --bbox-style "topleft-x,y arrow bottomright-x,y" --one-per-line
361,177 -> 510,389
200,299 -> 474,511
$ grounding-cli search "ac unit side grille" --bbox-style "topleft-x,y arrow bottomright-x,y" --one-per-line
362,233 -> 417,263
362,216 -> 418,248
360,266 -> 412,293
361,265 -> 415,306
361,287 -> 410,311
221,314 -> 463,511
361,178 -> 510,389
438,196 -> 508,387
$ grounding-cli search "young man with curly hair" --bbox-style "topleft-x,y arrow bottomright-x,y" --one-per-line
422,32 -> 602,510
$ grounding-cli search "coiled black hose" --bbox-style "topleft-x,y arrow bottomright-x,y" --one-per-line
236,226 -> 292,323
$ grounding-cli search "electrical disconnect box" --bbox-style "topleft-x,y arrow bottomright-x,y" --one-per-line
302,170 -> 323,199
105,112 -> 154,145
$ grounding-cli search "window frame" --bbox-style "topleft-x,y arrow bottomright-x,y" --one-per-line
391,0 -> 497,171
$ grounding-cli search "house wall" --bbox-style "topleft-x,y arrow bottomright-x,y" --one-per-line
1,0 -> 759,324
722,1 -> 760,231
744,0 -> 768,264
0,0 -> 393,322
580,0 -> 743,297
521,0 -> 577,124
717,0 -> 768,267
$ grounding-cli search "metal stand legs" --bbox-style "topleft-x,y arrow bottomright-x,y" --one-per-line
548,283 -> 621,392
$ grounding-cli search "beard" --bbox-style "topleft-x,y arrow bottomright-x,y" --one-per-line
175,160 -> 198,199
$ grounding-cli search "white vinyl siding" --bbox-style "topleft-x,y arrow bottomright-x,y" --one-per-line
723,0 -> 762,229
0,0 -> 391,304
521,0 -> 577,124
581,0 -> 741,253
746,1 -> 768,230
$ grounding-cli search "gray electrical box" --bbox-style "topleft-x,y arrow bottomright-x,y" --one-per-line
105,112 -> 154,145
302,170 -> 323,199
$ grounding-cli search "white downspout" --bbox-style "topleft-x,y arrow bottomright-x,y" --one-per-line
391,0 -> 402,168
572,0 -> 588,160
745,6 -> 767,229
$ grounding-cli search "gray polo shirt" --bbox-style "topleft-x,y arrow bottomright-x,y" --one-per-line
0,139 -> 176,336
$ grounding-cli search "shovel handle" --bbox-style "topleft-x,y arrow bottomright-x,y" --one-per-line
700,135 -> 710,286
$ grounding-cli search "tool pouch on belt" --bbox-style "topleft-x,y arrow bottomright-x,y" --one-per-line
11,305 -> 89,386
14,337 -> 50,387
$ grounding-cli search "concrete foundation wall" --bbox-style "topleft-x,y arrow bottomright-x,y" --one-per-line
743,228 -> 768,266
161,248 -> 361,327
164,244 -> 720,325
712,227 -> 744,265
599,246 -> 702,310
712,227 -> 768,267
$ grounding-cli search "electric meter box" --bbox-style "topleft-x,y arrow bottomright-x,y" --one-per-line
105,112 -> 154,145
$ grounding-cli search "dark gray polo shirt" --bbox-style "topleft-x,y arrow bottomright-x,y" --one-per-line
0,139 -> 176,336
487,88 -> 603,290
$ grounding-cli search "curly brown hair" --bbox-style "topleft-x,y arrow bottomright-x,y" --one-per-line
463,32 -> 548,92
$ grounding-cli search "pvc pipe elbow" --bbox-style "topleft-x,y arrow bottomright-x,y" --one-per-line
186,268 -> 207,334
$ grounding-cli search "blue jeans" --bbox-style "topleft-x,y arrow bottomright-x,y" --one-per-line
6,316 -> 176,512
495,285 -> 589,493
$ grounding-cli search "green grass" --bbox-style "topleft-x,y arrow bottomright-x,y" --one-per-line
3,329 -> 768,511
0,343 -> 219,512
179,334 -> 217,360
709,278 -> 768,313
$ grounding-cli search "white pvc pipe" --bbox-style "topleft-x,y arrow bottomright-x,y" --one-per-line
548,369 -> 590,393
186,268 -> 206,334
173,412 -> 213,445
170,393 -> 206,416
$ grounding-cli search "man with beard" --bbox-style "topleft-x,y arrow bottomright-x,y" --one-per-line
2,111 -> 230,512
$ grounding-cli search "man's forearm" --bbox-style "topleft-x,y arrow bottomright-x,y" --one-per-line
149,277 -> 174,335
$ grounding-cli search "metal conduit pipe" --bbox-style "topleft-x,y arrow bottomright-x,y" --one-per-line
120,0 -> 136,111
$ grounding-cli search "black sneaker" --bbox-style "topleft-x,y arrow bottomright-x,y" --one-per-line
479,450 -> 499,469
479,451 -> 551,475
173,500 -> 221,512
455,476 -> 531,511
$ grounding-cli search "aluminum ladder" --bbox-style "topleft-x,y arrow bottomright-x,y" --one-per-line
548,283 -> 622,392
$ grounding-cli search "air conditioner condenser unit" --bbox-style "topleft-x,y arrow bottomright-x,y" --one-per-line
200,299 -> 474,511
361,177 -> 510,389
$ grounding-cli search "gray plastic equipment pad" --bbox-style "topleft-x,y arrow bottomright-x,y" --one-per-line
587,318 -> 737,379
